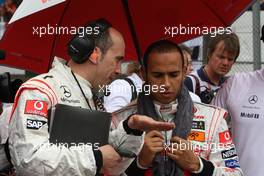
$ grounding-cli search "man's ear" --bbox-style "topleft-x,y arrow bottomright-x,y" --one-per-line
89,47 -> 100,64
183,65 -> 187,76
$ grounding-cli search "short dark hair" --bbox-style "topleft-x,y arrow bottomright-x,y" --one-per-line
207,32 -> 240,62
94,29 -> 113,55
143,40 -> 184,70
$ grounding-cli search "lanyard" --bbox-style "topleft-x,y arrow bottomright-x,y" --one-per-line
71,71 -> 94,110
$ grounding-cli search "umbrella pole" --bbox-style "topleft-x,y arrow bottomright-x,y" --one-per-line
122,0 -> 143,66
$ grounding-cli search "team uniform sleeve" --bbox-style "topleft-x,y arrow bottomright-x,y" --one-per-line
204,112 -> 243,176
108,110 -> 144,175
8,89 -> 99,176
104,80 -> 133,113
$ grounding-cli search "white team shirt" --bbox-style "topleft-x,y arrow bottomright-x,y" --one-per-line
211,69 -> 264,176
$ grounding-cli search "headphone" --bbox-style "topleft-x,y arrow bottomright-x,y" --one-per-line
67,18 -> 112,64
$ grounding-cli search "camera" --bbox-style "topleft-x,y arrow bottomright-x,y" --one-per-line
200,87 -> 218,104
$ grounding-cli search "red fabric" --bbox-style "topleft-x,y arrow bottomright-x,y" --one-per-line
0,0 -> 254,73
144,169 -> 153,176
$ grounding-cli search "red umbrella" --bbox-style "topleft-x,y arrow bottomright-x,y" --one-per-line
0,0 -> 255,73
0,0 -> 137,73
125,0 -> 255,53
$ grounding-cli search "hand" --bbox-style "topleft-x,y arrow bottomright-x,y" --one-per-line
128,114 -> 175,131
138,130 -> 164,167
167,136 -> 200,172
99,145 -> 121,171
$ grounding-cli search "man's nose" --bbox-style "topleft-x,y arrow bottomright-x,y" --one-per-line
115,62 -> 121,74
163,76 -> 171,88
222,58 -> 229,65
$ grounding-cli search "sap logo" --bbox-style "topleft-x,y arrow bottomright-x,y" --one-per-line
27,119 -> 47,130
221,148 -> 237,159
225,159 -> 240,168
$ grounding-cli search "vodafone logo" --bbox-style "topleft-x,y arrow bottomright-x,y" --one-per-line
224,131 -> 231,140
219,131 -> 232,144
34,101 -> 44,111
24,100 -> 48,118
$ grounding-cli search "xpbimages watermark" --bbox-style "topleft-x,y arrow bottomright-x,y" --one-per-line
32,24 -> 100,37
164,24 -> 232,38
99,84 -> 166,96
164,141 -> 233,154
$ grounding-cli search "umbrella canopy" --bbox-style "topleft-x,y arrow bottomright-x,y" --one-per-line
0,0 -> 255,73
126,0 -> 255,52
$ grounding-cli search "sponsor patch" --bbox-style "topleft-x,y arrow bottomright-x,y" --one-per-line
194,115 -> 205,119
225,159 -> 240,168
60,85 -> 72,98
192,121 -> 205,130
240,112 -> 259,119
160,104 -> 172,112
219,131 -> 232,144
221,148 -> 237,159
24,100 -> 48,118
27,119 -> 47,130
224,168 -> 235,172
188,131 -> 205,142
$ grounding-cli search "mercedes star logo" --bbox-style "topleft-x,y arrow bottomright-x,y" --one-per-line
60,85 -> 71,98
248,95 -> 258,104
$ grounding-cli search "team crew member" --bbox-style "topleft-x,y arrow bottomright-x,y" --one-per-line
211,69 -> 264,176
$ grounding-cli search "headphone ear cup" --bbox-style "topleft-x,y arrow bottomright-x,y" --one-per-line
67,18 -> 112,64
67,36 -> 95,64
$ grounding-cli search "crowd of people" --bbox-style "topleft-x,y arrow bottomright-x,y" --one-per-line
0,16 -> 263,176
0,0 -> 20,22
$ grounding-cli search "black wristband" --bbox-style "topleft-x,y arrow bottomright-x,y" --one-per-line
123,115 -> 143,136
93,150 -> 103,174
191,158 -> 215,176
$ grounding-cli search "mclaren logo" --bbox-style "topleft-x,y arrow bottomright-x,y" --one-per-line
248,95 -> 258,104
60,85 -> 71,98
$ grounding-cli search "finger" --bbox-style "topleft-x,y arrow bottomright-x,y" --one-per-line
170,136 -> 183,143
170,149 -> 184,156
167,152 -> 179,161
149,137 -> 164,143
151,121 -> 175,131
147,130 -> 164,139
150,141 -> 164,147
152,147 -> 164,153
